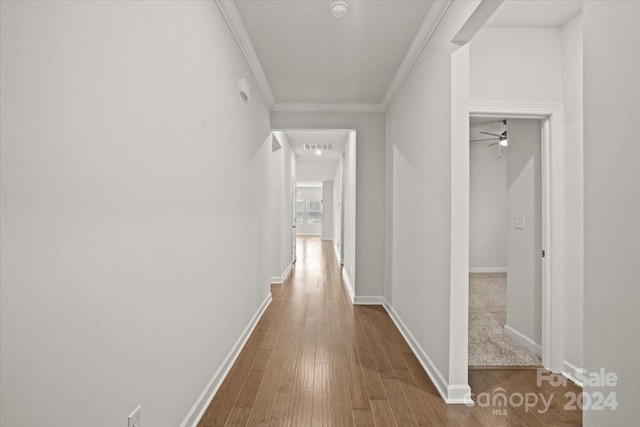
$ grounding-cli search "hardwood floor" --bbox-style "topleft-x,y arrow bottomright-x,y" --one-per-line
198,237 -> 582,426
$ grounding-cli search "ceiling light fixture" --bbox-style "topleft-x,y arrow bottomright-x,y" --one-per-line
315,150 -> 322,155
330,1 -> 349,18
500,139 -> 508,147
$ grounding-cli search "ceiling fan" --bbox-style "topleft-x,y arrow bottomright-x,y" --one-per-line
470,120 -> 508,158
471,130 -> 508,145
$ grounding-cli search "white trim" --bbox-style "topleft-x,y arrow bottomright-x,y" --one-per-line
383,301 -> 473,405
504,325 -> 542,357
468,267 -> 507,273
341,269 -> 354,304
381,0 -> 454,109
272,103 -> 385,113
270,260 -> 294,285
447,385 -> 475,404
215,1 -> 276,107
334,244 -> 342,266
383,301 -> 447,400
353,296 -> 386,305
468,100 -> 566,374
181,293 -> 272,427
562,361 -> 585,387
469,101 -> 563,118
542,111 -> 566,374
452,0 -> 504,46
448,44 -> 472,401
295,232 -> 321,236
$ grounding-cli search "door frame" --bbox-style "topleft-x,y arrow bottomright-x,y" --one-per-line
467,101 -> 565,375
449,99 -> 566,397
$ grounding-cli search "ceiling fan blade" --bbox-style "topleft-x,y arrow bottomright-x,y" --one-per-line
486,142 -> 499,147
470,138 -> 499,142
480,131 -> 503,137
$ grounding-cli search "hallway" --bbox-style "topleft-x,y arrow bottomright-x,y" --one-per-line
198,237 -> 581,426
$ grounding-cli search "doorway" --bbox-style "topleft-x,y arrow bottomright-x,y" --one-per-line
295,186 -> 323,237
468,116 -> 544,367
270,129 -> 357,300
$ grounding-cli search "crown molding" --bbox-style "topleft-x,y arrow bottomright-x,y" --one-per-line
215,0 -> 276,107
272,103 -> 386,113
380,0 -> 454,110
218,0 -> 453,113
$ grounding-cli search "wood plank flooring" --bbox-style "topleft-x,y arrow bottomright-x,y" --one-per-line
198,237 -> 582,426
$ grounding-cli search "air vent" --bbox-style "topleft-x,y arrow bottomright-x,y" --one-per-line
303,143 -> 334,151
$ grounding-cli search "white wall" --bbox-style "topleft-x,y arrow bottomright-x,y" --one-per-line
583,2 -> 640,425
321,181 -> 334,240
0,2 -> 272,426
505,119 -> 542,348
343,131 -> 357,289
386,0 -> 481,387
561,12 -> 584,373
296,157 -> 339,184
270,137 -> 283,279
271,112 -> 385,298
295,187 -> 322,236
470,27 -> 562,104
333,157 -> 344,261
469,130 -> 507,271
270,131 -> 296,282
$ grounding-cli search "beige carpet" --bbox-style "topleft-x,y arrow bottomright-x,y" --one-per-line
468,273 -> 542,366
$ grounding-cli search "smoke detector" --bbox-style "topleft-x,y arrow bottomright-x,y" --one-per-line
330,1 -> 349,18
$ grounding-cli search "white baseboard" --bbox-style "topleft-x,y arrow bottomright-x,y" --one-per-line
341,269 -> 354,304
468,267 -> 507,273
333,244 -> 342,264
296,232 -> 321,236
270,260 -> 294,285
353,296 -> 387,305
447,384 -> 474,404
180,293 -> 272,427
383,301 -> 473,405
562,360 -> 585,387
504,325 -> 542,357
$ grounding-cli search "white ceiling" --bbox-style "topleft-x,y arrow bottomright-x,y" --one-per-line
234,0 -> 434,104
283,129 -> 348,185
485,0 -> 583,27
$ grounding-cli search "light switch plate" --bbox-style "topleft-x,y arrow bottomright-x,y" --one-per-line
515,215 -> 525,229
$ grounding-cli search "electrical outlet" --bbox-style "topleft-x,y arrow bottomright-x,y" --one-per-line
128,405 -> 142,427
515,215 -> 525,230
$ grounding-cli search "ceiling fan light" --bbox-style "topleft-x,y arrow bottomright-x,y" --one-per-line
500,139 -> 508,147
